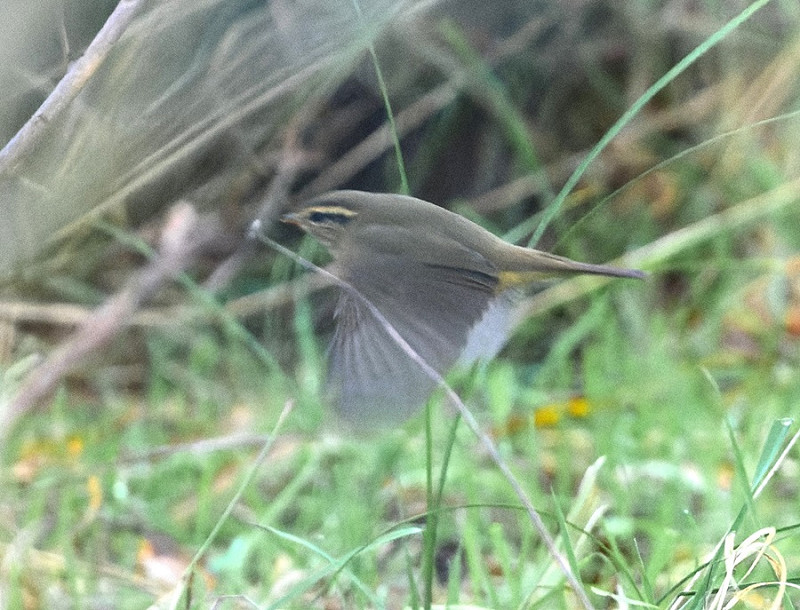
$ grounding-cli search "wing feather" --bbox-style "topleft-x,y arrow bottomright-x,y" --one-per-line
326,248 -> 499,424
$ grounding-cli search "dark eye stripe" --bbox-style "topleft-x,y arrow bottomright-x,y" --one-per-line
309,211 -> 352,224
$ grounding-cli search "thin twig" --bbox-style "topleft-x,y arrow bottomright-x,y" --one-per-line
0,0 -> 146,170
120,432 -> 274,463
0,270 -> 330,328
253,223 -> 595,610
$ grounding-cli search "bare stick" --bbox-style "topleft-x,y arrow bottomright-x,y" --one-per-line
2,202 -> 217,434
0,0 -> 146,169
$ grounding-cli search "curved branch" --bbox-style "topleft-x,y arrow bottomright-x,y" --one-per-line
0,0 -> 146,170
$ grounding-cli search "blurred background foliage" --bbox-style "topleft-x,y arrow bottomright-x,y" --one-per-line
2,0 -> 800,607
0,0 -> 402,275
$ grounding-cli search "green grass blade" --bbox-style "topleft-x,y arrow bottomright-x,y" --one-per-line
525,0 -> 775,248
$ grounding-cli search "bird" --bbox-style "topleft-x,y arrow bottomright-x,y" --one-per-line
281,190 -> 644,426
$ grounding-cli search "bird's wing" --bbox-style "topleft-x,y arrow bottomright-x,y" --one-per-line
327,247 -> 498,425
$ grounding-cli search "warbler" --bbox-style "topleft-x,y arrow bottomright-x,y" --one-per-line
282,190 -> 644,425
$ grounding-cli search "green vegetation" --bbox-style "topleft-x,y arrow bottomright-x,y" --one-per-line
3,1 -> 800,608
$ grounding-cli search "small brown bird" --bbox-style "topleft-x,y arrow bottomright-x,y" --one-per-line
282,190 -> 644,425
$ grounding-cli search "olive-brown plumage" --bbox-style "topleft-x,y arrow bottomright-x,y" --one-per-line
282,190 -> 643,425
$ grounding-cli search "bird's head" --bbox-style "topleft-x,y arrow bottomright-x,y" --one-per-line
281,202 -> 359,251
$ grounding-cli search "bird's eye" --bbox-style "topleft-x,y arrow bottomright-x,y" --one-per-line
308,210 -> 353,225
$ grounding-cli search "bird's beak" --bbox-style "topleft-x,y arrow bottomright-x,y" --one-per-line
280,212 -> 301,227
